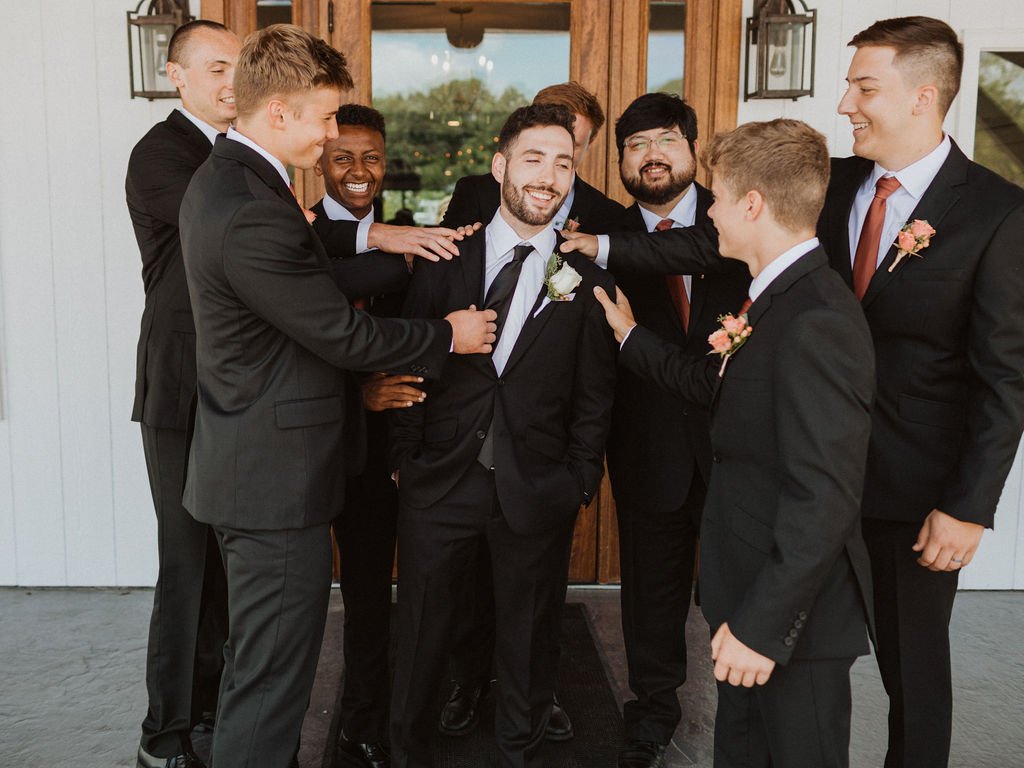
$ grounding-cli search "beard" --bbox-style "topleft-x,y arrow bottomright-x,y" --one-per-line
502,179 -> 563,226
622,160 -> 696,206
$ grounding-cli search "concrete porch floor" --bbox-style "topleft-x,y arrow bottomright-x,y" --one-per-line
1,587 -> 1022,767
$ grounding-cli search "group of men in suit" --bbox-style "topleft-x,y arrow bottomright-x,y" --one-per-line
125,12 -> 1024,768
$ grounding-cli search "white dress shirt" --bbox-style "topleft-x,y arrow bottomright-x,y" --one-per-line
226,127 -> 292,189
848,134 -> 951,268
322,193 -> 374,253
485,211 -> 557,374
176,106 -> 220,145
748,237 -> 820,303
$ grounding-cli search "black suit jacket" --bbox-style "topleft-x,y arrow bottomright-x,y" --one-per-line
606,188 -> 750,512
126,110 -> 210,430
607,141 -> 1024,529
621,248 -> 875,665
180,137 -> 452,530
818,143 -> 1024,527
441,172 -> 627,234
390,232 -> 618,534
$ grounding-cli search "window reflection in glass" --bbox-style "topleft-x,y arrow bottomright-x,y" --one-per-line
647,1 -> 686,95
975,51 -> 1024,187
371,2 -> 570,224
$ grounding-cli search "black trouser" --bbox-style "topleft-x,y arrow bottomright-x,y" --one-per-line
391,464 -> 575,768
862,519 -> 959,768
139,424 -> 227,756
210,523 -> 333,768
617,474 -> 704,745
713,656 -> 856,768
332,470 -> 398,742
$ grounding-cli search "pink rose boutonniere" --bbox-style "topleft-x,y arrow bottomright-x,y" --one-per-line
707,312 -> 753,376
888,219 -> 935,272
302,208 -> 318,225
562,216 -> 581,233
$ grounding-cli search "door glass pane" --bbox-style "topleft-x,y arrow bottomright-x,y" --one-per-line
974,51 -> 1024,187
371,2 -> 571,224
647,1 -> 685,94
256,0 -> 292,28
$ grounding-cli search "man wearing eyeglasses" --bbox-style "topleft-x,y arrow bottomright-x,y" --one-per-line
599,93 -> 748,768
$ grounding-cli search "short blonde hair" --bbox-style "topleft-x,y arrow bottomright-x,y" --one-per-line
234,24 -> 353,118
533,81 -> 605,134
702,119 -> 830,233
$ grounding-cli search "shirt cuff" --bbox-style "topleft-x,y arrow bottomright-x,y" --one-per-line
595,235 -> 610,270
356,218 -> 373,254
619,324 -> 637,350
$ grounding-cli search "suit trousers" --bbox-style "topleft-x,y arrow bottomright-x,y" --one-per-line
139,424 -> 227,756
713,656 -> 855,768
618,472 -> 704,744
391,464 -> 575,768
862,519 -> 959,768
332,471 -> 398,742
210,523 -> 333,768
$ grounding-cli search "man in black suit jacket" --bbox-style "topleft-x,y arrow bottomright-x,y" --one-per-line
179,26 -> 495,768
311,103 -> 418,768
436,81 -> 624,741
388,104 -> 617,768
596,119 -> 875,768
125,20 -> 239,768
564,18 -> 1024,768
599,94 -> 748,768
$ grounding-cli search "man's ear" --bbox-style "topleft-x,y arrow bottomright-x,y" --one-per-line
913,84 -> 938,116
313,162 -> 323,178
166,61 -> 185,91
745,189 -> 765,220
267,99 -> 287,130
491,151 -> 506,185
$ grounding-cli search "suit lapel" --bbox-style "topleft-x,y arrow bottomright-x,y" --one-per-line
458,229 -> 487,307
167,109 -> 216,159
213,135 -> 296,209
861,144 -> 967,308
825,159 -> 870,290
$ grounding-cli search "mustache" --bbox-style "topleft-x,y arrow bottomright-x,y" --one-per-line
640,162 -> 672,174
523,184 -> 560,196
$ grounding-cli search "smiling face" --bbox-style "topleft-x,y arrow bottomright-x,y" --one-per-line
838,45 -> 938,170
707,176 -> 751,262
275,87 -> 342,169
167,26 -> 241,132
619,126 -> 696,208
493,124 -> 574,231
315,124 -> 385,218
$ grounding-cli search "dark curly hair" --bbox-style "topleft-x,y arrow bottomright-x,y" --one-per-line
335,103 -> 386,139
496,103 -> 575,156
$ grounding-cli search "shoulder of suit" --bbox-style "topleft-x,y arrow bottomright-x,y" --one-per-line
965,158 -> 1024,204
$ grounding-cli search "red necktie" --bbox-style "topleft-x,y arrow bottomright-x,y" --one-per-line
852,176 -> 902,299
658,218 -> 690,332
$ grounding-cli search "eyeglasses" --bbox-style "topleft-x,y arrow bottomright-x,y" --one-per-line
624,133 -> 686,154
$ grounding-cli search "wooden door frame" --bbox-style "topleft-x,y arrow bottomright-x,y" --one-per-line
199,0 -> 742,582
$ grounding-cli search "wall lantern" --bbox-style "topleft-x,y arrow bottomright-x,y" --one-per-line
127,0 -> 192,99
744,0 -> 817,101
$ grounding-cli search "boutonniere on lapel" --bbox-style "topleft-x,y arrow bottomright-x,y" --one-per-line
301,208 -> 318,225
888,219 -> 935,272
544,252 -> 582,301
708,312 -> 753,376
562,216 -> 581,233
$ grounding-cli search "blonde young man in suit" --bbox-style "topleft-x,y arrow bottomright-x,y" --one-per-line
179,25 -> 495,768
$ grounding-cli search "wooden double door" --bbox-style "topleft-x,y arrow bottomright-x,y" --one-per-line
200,0 -> 741,582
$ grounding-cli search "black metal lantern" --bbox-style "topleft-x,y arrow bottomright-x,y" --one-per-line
127,0 -> 192,99
744,0 -> 817,101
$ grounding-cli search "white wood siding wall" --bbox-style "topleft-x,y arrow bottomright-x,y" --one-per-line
0,0 -> 1021,586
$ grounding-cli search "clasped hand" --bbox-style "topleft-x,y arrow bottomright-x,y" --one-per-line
711,622 -> 776,688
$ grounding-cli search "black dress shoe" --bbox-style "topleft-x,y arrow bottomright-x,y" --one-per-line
617,740 -> 667,768
438,682 -> 483,736
544,694 -> 574,742
336,734 -> 390,768
137,745 -> 207,768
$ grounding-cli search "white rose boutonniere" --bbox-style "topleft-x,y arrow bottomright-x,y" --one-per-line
545,251 -> 582,300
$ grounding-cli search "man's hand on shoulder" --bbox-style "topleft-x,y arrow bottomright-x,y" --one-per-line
913,509 -> 984,572
445,305 -> 497,354
367,222 -> 482,262
593,285 -> 636,344
362,372 -> 426,412
559,231 -> 599,260
711,622 -> 776,688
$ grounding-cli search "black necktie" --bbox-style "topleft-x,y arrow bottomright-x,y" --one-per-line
484,243 -> 533,343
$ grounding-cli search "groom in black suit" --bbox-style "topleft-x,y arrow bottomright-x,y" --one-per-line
179,25 -> 495,768
125,20 -> 239,768
595,119 -> 876,768
388,103 -> 617,768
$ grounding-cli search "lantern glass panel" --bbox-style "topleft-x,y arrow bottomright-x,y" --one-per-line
765,19 -> 806,93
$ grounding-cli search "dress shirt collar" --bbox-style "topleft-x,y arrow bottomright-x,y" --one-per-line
748,237 -> 819,303
866,133 -> 951,201
486,208 -> 557,264
322,193 -> 375,224
176,106 -> 221,145
226,126 -> 292,190
552,172 -> 578,231
638,183 -> 698,232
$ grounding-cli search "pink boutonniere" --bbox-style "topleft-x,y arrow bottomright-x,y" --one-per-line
562,216 -> 581,233
707,312 -> 753,376
888,219 -> 935,272
302,208 -> 318,225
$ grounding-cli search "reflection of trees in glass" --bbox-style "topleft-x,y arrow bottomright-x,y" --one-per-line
975,51 -> 1024,187
650,78 -> 683,96
376,78 -> 528,222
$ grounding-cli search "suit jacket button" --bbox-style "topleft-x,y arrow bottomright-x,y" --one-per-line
476,430 -> 487,440
794,619 -> 805,629
788,628 -> 799,638
712,454 -> 721,463
783,636 -> 794,647
798,611 -> 808,620
682,407 -> 689,416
